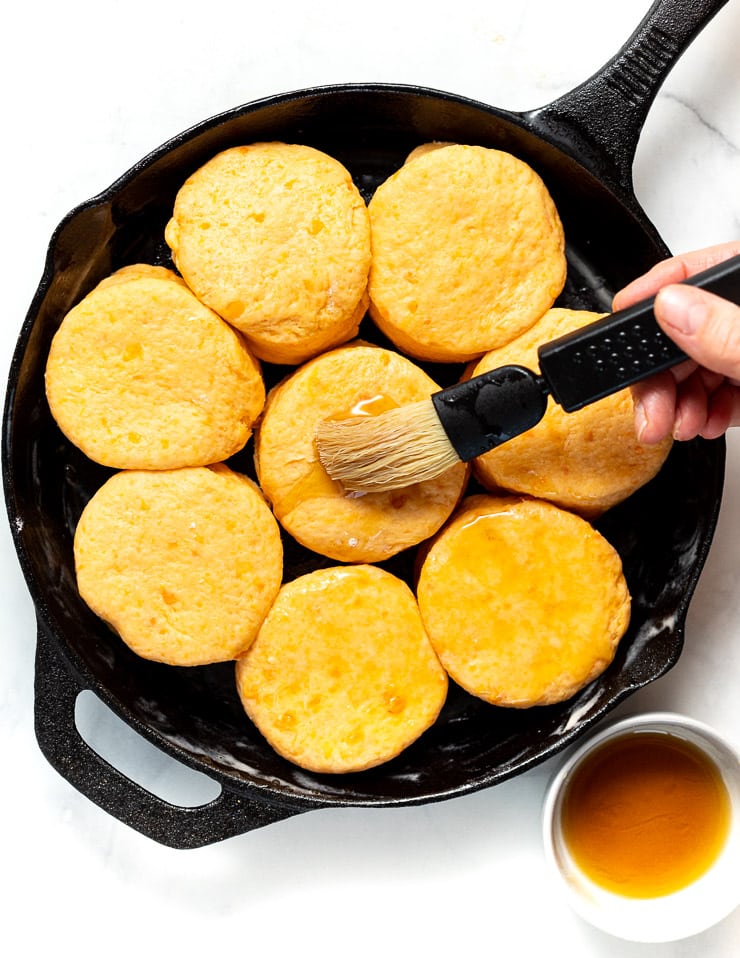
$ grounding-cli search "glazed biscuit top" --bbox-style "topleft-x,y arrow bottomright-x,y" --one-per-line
254,341 -> 468,563
416,494 -> 631,708
236,564 -> 448,774
367,143 -> 566,362
164,142 -> 372,364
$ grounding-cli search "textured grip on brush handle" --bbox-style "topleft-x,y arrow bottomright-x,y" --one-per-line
538,254 -> 740,413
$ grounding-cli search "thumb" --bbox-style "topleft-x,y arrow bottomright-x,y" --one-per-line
655,283 -> 740,382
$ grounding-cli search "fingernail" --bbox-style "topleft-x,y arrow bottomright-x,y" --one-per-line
635,399 -> 648,441
656,286 -> 709,336
672,411 -> 683,440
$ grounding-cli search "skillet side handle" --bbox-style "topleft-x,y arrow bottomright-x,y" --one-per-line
527,0 -> 730,193
33,622 -> 302,849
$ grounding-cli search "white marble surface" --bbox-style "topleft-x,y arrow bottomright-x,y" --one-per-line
1,1 -> 739,955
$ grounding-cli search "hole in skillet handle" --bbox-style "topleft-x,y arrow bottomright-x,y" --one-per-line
33,622 -> 304,848
75,690 -> 222,808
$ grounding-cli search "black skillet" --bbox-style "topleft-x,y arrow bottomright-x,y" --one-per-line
2,0 -> 730,848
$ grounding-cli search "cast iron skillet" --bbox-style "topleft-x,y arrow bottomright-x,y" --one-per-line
3,0 -> 730,848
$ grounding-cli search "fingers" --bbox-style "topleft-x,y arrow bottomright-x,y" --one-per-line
701,384 -> 739,440
613,242 -> 740,311
654,284 -> 740,382
633,367 -> 740,444
617,243 -> 740,443
671,370 -> 718,441
672,376 -> 740,441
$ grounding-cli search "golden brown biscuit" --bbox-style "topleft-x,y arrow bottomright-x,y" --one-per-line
45,265 -> 264,470
416,494 -> 631,707
164,143 -> 371,364
74,465 -> 283,666
367,143 -> 566,362
255,342 -> 468,562
471,307 -> 674,517
236,564 -> 448,773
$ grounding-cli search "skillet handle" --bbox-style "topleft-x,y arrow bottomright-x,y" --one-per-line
527,0 -> 730,193
33,622 -> 303,849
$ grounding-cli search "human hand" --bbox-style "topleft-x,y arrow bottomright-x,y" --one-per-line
612,242 -> 740,444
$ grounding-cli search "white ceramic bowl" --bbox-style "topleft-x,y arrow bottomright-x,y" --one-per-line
542,711 -> 740,942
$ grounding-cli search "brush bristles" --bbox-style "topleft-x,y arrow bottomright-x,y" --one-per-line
315,399 -> 461,492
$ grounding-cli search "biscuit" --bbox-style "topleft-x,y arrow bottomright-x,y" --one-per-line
255,342 -> 468,562
164,143 -> 372,364
471,307 -> 674,517
416,495 -> 631,707
235,564 -> 448,773
45,265 -> 264,470
74,465 -> 283,666
367,144 -> 566,362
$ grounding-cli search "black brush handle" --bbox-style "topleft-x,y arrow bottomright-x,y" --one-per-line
432,364 -> 548,461
539,254 -> 740,412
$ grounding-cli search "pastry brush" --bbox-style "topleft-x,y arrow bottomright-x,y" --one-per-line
316,254 -> 740,492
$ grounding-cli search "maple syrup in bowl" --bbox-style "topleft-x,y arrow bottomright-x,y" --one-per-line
542,712 -> 740,942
